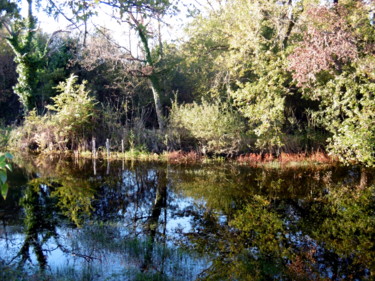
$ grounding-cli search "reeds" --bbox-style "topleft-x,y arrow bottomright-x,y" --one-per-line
237,151 -> 336,166
164,150 -> 202,164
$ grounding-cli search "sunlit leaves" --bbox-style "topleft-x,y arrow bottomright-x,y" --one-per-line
317,72 -> 375,166
0,152 -> 12,200
169,99 -> 246,154
45,74 -> 97,149
286,1 -> 375,166
2,0 -> 49,112
182,0 -> 301,152
288,6 -> 358,88
7,75 -> 97,151
233,56 -> 289,151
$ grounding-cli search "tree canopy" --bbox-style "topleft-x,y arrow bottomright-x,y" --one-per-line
0,0 -> 374,166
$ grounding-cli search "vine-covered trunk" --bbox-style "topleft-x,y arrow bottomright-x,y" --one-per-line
6,0 -> 37,113
149,75 -> 165,131
136,19 -> 165,131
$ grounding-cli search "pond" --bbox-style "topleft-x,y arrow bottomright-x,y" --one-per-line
0,155 -> 374,280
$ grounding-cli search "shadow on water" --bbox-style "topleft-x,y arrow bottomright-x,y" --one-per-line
0,154 -> 374,280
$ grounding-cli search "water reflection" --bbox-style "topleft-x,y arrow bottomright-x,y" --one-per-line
18,179 -> 58,270
172,165 -> 374,280
0,155 -> 374,280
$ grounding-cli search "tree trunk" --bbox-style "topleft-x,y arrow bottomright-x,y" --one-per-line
5,0 -> 36,113
149,75 -> 165,131
359,167 -> 368,190
283,0 -> 296,49
134,17 -> 165,130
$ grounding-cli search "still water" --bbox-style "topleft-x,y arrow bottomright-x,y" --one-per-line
0,155 -> 374,280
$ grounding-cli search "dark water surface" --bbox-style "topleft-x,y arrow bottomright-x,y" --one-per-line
0,155 -> 374,280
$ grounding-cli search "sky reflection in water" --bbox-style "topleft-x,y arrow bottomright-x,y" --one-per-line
0,156 -> 374,280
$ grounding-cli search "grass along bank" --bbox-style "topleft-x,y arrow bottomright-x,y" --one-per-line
13,148 -> 337,167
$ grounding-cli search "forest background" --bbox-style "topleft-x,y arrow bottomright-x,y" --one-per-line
0,0 -> 374,167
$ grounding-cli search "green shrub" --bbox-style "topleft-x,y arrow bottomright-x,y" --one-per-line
169,100 -> 246,154
46,75 -> 96,148
9,75 -> 96,151
8,110 -> 49,150
0,126 -> 12,150
0,152 -> 12,200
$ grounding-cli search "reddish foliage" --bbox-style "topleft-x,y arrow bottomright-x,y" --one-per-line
166,150 -> 202,164
236,152 -> 334,165
287,246 -> 328,280
279,152 -> 306,163
237,153 -> 262,163
166,151 -> 334,165
288,5 -> 357,87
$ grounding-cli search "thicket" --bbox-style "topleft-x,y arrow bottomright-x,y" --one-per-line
8,75 -> 96,151
169,100 -> 247,154
0,0 -> 374,166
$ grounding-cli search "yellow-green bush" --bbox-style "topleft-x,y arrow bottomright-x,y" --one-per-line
168,100 -> 247,154
9,75 -> 96,151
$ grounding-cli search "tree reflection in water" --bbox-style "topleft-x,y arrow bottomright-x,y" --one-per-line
0,156 -> 373,280
17,179 -> 58,271
172,165 -> 374,280
141,170 -> 168,273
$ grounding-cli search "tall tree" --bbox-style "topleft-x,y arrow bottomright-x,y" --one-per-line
1,0 -> 69,113
102,0 -> 176,131
50,0 -> 176,130
0,0 -> 38,112
184,0 -> 306,152
287,1 -> 375,166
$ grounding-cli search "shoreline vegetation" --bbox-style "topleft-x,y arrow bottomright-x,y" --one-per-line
1,1 -> 374,279
6,148 -> 337,167
1,0 -> 374,168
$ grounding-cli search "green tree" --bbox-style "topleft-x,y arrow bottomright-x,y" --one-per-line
46,74 -> 97,150
287,1 -> 375,166
1,0 -> 39,112
0,0 -> 70,114
50,0 -> 177,130
8,75 -> 97,151
182,0 -> 308,152
169,99 -> 246,154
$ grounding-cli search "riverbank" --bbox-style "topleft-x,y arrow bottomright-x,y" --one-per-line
7,148 -> 337,168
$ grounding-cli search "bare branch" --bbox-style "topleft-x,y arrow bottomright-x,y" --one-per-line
91,22 -> 146,63
1,21 -> 12,37
43,29 -> 70,58
47,0 -> 81,30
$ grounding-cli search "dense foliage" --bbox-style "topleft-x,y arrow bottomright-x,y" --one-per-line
0,0 -> 374,166
169,100 -> 246,154
8,75 -> 96,151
